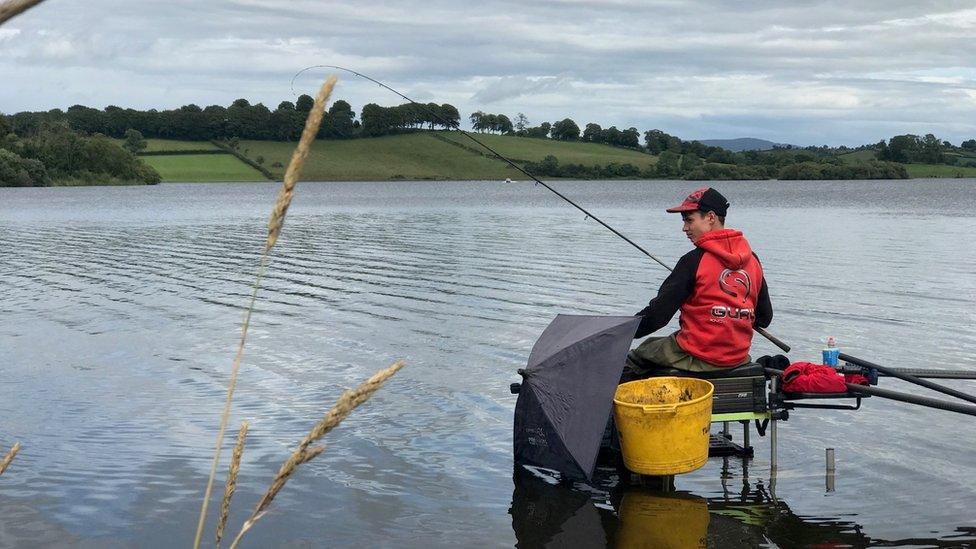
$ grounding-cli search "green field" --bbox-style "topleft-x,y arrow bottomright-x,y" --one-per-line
141,154 -> 265,182
836,149 -> 878,164
435,132 -> 656,165
143,139 -> 219,152
238,132 -> 656,181
240,133 -> 520,181
112,138 -> 219,152
905,163 -> 976,178
125,134 -> 976,182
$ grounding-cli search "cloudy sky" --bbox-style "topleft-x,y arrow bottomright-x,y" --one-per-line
2,0 -> 976,145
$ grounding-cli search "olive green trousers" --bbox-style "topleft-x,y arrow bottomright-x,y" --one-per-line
621,333 -> 750,383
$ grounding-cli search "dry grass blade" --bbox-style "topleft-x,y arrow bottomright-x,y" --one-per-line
192,74 -> 339,549
228,361 -> 404,549
216,421 -> 249,548
0,442 -> 21,476
0,0 -> 45,25
266,74 -> 338,252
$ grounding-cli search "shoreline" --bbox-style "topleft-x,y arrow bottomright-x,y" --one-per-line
11,175 -> 971,189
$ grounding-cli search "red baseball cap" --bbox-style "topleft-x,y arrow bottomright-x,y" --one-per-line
666,187 -> 729,216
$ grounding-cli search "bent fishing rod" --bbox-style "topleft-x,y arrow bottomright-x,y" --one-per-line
292,65 -> 793,352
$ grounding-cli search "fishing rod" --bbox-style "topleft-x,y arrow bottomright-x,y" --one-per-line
291,65 -> 792,353
840,353 -> 976,406
291,65 -> 671,270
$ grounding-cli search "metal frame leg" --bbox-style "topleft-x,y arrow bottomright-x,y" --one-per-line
769,376 -> 779,473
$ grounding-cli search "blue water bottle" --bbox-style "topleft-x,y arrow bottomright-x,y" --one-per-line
822,336 -> 839,366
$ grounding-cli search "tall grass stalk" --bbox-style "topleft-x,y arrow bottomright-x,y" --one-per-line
216,421 -> 249,548
192,75 -> 338,549
228,361 -> 405,549
0,0 -> 45,25
267,75 -> 338,251
0,442 -> 21,476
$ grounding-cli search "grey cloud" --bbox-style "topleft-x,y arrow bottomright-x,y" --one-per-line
1,0 -> 975,145
472,76 -> 570,103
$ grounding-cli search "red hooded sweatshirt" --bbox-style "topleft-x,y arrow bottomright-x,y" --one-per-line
675,229 -> 766,366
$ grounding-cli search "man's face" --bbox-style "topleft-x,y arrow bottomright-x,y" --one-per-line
681,211 -> 713,242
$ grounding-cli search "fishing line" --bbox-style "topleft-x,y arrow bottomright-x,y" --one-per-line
291,65 -> 671,270
291,64 -> 790,352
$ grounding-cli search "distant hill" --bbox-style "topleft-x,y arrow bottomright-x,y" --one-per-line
697,138 -> 785,152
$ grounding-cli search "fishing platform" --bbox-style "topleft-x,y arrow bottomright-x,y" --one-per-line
511,355 -> 870,471
510,314 -> 976,484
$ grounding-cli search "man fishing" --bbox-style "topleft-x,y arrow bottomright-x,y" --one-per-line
622,187 -> 772,381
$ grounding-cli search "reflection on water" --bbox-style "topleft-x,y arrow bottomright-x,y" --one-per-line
512,463 -> 972,548
513,455 -> 976,548
617,488 -> 710,548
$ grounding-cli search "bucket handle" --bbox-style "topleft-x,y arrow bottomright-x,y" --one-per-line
641,405 -> 678,416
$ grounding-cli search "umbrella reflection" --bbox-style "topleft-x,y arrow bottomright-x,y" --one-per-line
510,467 -> 610,548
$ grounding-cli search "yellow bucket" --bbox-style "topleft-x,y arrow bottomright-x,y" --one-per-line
613,377 -> 714,475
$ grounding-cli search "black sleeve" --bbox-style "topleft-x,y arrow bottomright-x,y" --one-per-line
753,253 -> 773,328
633,249 -> 701,338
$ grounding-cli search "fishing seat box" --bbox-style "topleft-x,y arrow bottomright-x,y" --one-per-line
647,363 -> 768,416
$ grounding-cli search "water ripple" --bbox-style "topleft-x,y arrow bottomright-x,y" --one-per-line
1,180 -> 975,546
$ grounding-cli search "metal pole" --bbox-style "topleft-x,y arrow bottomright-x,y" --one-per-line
879,367 -> 976,380
770,376 -> 779,473
825,448 -> 835,492
720,457 -> 730,497
846,383 -> 976,417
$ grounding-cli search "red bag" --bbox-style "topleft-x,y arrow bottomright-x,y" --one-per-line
781,362 -> 848,393
844,373 -> 869,385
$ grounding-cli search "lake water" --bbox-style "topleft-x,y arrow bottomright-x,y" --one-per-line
1,179 -> 975,548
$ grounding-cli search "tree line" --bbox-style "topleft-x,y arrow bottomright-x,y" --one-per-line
5,97 -> 461,143
5,99 -> 720,157
876,133 -> 976,167
522,152 -> 909,181
6,97 -> 360,142
469,112 -> 643,149
361,103 -> 460,136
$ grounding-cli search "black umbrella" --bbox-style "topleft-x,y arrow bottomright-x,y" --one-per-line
513,314 -> 641,481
